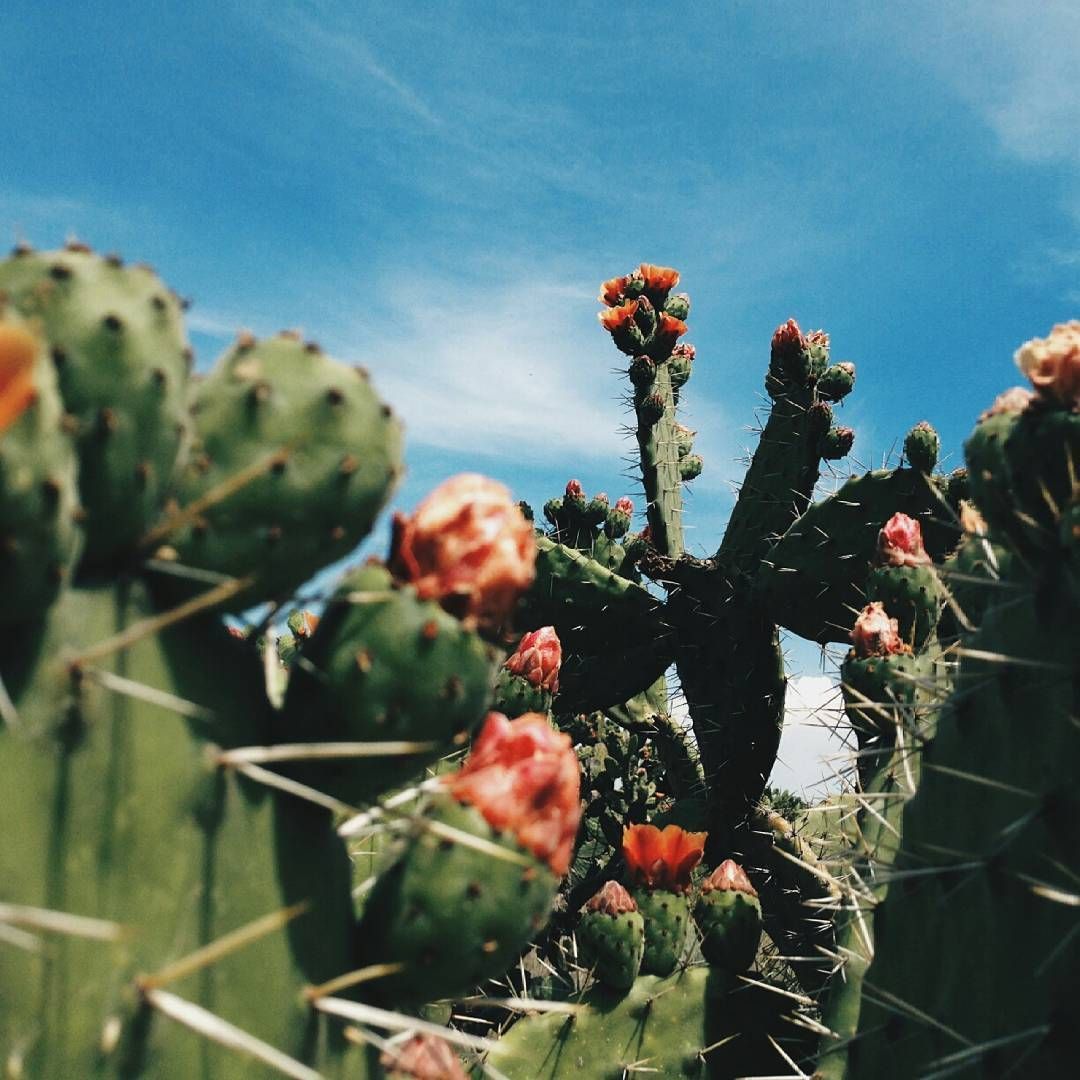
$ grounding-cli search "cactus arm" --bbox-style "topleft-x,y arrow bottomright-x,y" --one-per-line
633,362 -> 685,557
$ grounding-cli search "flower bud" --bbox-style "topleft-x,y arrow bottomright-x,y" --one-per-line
389,474 -> 536,630
979,386 -> 1033,421
504,626 -> 562,694
817,361 -> 856,401
700,859 -> 757,897
587,879 -> 638,915
819,426 -> 855,460
877,512 -> 931,568
668,342 -> 694,389
628,354 -> 657,388
663,292 -> 691,321
605,495 -> 634,539
850,601 -> 908,658
904,421 -> 940,473
381,1035 -> 466,1080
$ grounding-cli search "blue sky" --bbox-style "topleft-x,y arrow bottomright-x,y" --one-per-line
5,1 -> 1078,790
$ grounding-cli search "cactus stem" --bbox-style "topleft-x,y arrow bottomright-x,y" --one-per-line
137,902 -> 310,992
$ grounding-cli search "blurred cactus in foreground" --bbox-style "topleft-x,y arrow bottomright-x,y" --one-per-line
1,243 -> 1075,1077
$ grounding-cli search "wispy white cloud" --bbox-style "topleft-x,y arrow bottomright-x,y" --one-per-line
341,274 -> 627,462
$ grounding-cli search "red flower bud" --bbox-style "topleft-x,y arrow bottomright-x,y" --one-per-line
700,859 -> 757,897
587,879 -> 638,915
671,342 -> 696,361
770,318 -> 806,361
389,474 -> 536,630
446,712 -> 581,876
805,329 -> 830,349
1015,321 -> 1080,406
877,512 -> 930,568
0,321 -> 40,434
621,823 -> 707,893
380,1035 -> 466,1080
504,626 -> 562,694
851,601 -> 909,658
615,496 -> 634,515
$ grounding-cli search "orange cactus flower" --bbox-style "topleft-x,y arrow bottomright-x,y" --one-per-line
656,312 -> 688,340
447,712 -> 581,876
598,299 -> 639,332
622,823 -> 707,893
638,264 -> 680,295
599,275 -> 628,307
0,322 -> 40,434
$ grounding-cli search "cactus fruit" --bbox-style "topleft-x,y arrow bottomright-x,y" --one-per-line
0,245 -> 191,569
353,712 -> 580,1006
280,562 -> 498,803
622,823 -> 705,976
577,880 -> 645,990
693,860 -> 762,974
902,419 -> 939,472
864,513 -> 942,650
163,332 -> 403,610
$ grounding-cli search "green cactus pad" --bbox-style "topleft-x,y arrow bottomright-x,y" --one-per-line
759,468 -> 957,644
693,889 -> 762,974
281,563 -> 496,804
577,908 -> 645,990
963,397 -> 1024,538
0,318 -> 82,624
849,581 -> 1079,1078
864,562 -> 943,651
938,528 -> 1014,639
486,968 -> 811,1079
0,582 -> 360,1078
162,333 -> 402,609
632,888 -> 690,976
0,247 -> 191,570
354,794 -> 559,1007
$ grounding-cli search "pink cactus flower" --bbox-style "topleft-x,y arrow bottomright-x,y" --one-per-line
851,601 -> 908,658
979,386 -> 1034,421
614,496 -> 634,515
770,318 -> 805,360
700,859 -> 757,897
587,879 -> 638,915
805,329 -> 830,349
389,474 -> 536,630
877,512 -> 931,568
380,1034 -> 466,1080
671,342 -> 696,361
1014,321 -> 1080,407
504,626 -> 562,694
446,712 -> 581,876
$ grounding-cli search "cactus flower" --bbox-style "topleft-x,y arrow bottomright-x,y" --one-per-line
671,342 -> 696,362
638,263 -> 680,300
877,512 -> 931,568
621,823 -> 707,893
1014,321 -> 1080,406
700,859 -> 757,897
0,321 -> 39,434
851,601 -> 908,658
979,385 -> 1033,421
587,879 -> 638,915
598,299 -> 639,333
770,317 -> 805,360
389,473 -> 536,630
446,712 -> 581,876
654,312 -> 688,346
599,275 -> 629,307
504,626 -> 562,694
380,1034 -> 466,1080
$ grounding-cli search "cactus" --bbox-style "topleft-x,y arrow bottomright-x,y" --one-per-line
3,236 -> 1070,1079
